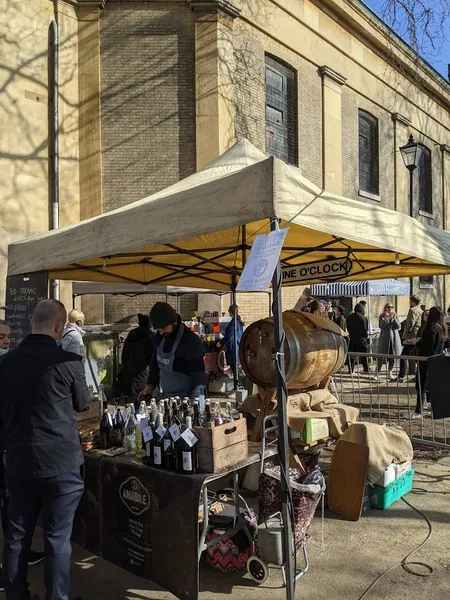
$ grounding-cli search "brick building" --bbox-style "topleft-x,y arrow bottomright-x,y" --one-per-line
2,0 -> 450,325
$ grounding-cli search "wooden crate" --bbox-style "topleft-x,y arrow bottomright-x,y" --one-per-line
193,418 -> 248,473
75,401 -> 101,422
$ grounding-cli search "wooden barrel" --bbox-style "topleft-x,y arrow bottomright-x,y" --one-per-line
240,310 -> 348,390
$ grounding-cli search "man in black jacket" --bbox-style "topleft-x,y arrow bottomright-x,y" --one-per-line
138,302 -> 206,405
0,299 -> 90,600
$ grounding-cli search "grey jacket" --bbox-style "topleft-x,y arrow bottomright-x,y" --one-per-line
378,314 -> 402,356
61,323 -> 85,359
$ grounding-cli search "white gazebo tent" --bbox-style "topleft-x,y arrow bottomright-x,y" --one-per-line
8,139 -> 450,598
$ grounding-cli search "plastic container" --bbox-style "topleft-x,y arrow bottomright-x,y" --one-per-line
375,461 -> 412,487
371,469 -> 414,509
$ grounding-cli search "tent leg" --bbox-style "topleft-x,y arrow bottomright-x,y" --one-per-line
232,289 -> 239,393
270,218 -> 295,600
367,293 -> 372,354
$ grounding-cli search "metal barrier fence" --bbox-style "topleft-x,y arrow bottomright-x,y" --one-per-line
335,351 -> 449,449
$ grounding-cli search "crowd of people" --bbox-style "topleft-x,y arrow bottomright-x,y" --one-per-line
301,295 -> 450,420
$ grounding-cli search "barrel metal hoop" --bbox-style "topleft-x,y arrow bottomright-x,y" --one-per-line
283,320 -> 299,384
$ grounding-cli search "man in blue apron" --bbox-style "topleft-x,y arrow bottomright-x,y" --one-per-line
138,303 -> 206,407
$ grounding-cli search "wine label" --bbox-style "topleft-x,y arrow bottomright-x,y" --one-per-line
182,451 -> 193,472
153,446 -> 162,465
163,439 -> 171,452
146,442 -> 151,457
169,423 -> 181,442
181,429 -> 198,448
156,425 -> 166,439
138,417 -> 149,432
142,426 -> 153,443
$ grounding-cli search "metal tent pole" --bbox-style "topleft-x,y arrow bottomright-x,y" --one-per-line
231,284 -> 239,393
270,218 -> 295,600
367,292 -> 373,355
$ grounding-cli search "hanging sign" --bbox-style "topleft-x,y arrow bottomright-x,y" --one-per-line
237,229 -> 288,292
282,257 -> 352,284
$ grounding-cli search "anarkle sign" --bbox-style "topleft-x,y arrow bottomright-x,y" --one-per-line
281,257 -> 352,284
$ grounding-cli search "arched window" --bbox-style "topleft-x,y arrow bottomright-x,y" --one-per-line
358,110 -> 379,196
418,144 -> 432,215
265,55 -> 297,165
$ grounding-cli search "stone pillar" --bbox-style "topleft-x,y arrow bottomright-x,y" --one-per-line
76,1 -> 106,324
77,0 -> 104,221
189,1 -> 240,170
442,144 -> 450,312
319,66 -> 346,195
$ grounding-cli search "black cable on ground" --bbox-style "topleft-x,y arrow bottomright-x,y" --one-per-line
357,495 -> 434,600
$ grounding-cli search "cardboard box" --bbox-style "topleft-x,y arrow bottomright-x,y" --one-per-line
289,418 -> 329,444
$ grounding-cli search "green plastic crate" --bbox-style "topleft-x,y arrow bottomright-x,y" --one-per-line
371,469 -> 415,509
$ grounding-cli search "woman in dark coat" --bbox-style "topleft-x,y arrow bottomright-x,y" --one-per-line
374,303 -> 402,380
409,306 -> 446,419
346,303 -> 369,374
122,314 -> 155,404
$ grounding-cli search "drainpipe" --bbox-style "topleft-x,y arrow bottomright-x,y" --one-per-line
49,16 -> 59,300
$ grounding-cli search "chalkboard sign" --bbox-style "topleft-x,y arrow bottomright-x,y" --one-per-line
5,273 -> 49,348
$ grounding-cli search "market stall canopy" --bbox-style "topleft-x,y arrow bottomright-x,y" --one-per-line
72,282 -> 226,297
310,279 -> 411,297
7,139 -> 450,290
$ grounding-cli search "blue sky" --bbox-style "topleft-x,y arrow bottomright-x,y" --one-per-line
363,0 -> 450,80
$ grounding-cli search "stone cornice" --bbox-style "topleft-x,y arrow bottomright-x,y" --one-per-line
441,144 -> 450,154
391,112 -> 411,127
319,65 -> 347,86
188,0 -> 241,19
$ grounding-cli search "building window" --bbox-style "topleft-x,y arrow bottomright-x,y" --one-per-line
418,144 -> 432,215
358,110 -> 379,196
265,55 -> 297,165
419,276 -> 434,289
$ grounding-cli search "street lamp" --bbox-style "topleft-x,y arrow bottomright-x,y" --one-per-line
399,134 -> 422,216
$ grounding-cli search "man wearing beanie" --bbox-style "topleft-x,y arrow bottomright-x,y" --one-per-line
138,302 -> 206,404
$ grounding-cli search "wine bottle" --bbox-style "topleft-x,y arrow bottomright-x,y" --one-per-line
123,411 -> 136,455
204,400 -> 212,427
111,407 -> 125,446
192,401 -> 202,427
162,410 -> 174,469
214,402 -> 223,426
180,416 -> 197,475
100,408 -> 113,449
172,399 -> 181,426
135,420 -> 143,458
226,402 -> 234,422
152,413 -> 164,468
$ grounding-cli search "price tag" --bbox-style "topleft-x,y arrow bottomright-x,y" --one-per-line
181,428 -> 198,448
156,425 -> 166,439
169,423 -> 181,442
138,417 -> 148,432
142,426 -> 153,443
